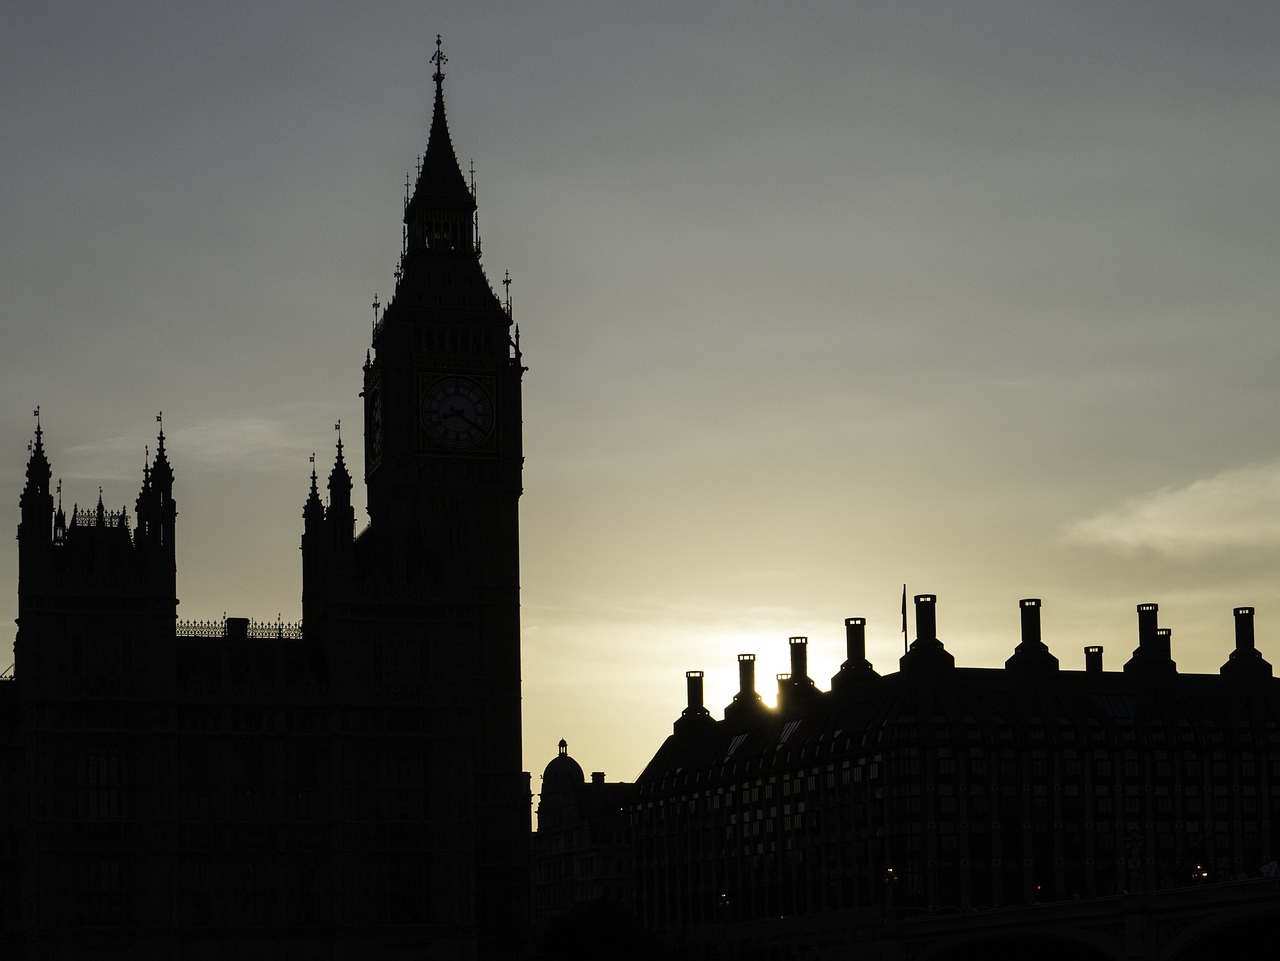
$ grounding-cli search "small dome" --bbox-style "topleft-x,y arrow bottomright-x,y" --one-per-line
542,738 -> 584,789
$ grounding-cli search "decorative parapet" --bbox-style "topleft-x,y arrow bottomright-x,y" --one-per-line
176,617 -> 303,640
72,507 -> 129,528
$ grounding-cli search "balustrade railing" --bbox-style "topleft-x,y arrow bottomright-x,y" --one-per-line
72,507 -> 129,528
175,618 -> 302,640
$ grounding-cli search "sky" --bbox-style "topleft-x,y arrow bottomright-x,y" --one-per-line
3,2 -> 1280,785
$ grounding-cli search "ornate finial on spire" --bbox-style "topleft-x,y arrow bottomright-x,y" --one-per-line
503,269 -> 512,314
23,406 -> 51,501
372,295 -> 381,337
431,33 -> 447,88
156,411 -> 165,440
334,420 -> 343,455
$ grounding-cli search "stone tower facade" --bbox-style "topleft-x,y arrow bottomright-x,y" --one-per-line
2,40 -> 528,961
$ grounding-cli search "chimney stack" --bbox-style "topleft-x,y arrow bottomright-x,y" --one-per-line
789,636 -> 809,682
915,594 -> 937,641
846,617 -> 867,665
832,616 -> 878,693
724,653 -> 766,725
1235,607 -> 1256,652
1124,602 -> 1176,675
1005,598 -> 1059,671
778,636 -> 818,714
1138,603 -> 1158,647
1020,598 -> 1041,647
673,670 -> 715,735
899,594 -> 954,673
1085,646 -> 1104,673
1221,606 -> 1273,678
685,670 -> 706,712
738,654 -> 756,699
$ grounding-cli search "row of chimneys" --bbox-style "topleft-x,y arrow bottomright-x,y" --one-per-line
674,596 -> 1273,732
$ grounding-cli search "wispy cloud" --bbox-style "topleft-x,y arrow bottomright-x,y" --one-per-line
60,407 -> 330,481
1068,462 -> 1280,554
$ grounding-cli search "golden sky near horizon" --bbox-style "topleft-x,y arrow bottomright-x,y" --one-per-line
3,2 -> 1280,784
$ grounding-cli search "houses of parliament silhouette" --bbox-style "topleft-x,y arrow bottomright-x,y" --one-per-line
2,39 -> 527,960
5,36 -> 1280,961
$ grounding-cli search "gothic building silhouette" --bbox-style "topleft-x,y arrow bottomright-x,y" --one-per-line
1,39 -> 527,960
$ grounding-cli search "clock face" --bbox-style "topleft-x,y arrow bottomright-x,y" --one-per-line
420,375 -> 495,450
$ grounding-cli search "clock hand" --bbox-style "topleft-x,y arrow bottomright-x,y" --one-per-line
445,405 -> 480,428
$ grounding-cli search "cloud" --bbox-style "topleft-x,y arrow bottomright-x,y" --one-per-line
1068,462 -> 1280,554
60,407 -> 328,481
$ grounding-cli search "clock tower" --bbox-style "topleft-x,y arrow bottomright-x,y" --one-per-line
301,36 -> 528,959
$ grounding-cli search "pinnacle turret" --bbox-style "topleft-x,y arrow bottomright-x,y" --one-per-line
325,431 -> 354,548
327,433 -> 351,503
19,411 -> 54,552
304,456 -> 324,527
150,418 -> 174,489
21,412 -> 51,508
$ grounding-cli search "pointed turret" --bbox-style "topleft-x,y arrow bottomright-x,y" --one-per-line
19,414 -> 53,545
325,434 -> 354,548
135,421 -> 177,586
18,414 -> 55,599
21,418 -> 51,508
301,456 -> 327,636
304,458 -> 324,529
53,478 -> 65,545
150,421 -> 174,493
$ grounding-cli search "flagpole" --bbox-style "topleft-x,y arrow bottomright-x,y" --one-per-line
901,584 -> 909,655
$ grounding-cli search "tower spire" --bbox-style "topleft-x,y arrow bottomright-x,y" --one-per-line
325,426 -> 354,548
22,407 -> 51,505
303,452 -> 324,526
431,33 -> 447,89
403,33 -> 474,256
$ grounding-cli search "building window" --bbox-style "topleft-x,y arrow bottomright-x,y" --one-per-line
77,749 -> 126,819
